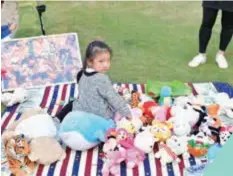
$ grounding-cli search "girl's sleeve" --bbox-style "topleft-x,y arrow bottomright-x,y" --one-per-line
97,74 -> 132,117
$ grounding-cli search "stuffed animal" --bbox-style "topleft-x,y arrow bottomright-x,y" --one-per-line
7,108 -> 46,131
2,108 -> 55,141
197,116 -> 221,143
124,146 -> 145,169
102,140 -> 126,176
116,86 -> 131,103
59,111 -> 115,151
173,95 -> 205,107
187,132 -> 214,157
115,109 -> 143,133
168,109 -> 191,137
150,121 -> 173,142
166,135 -> 189,159
14,114 -> 57,139
170,103 -> 200,127
116,118 -> 136,135
207,104 -> 220,117
151,106 -> 168,122
214,93 -> 233,118
28,136 -> 66,165
2,108 -> 56,140
102,136 -> 144,174
139,101 -> 158,125
4,134 -> 35,176
130,90 -> 140,108
158,86 -> 172,106
134,129 -> 156,153
1,88 -> 29,107
219,126 -> 233,145
192,105 -> 208,128
2,108 -> 66,165
140,101 -> 158,118
116,128 -> 134,146
193,104 -> 222,143
155,142 -> 180,167
130,108 -> 144,131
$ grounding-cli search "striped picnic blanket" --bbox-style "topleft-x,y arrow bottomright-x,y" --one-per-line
1,82 -> 233,176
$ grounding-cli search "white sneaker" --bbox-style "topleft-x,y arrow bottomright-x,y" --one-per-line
216,53 -> 228,69
188,54 -> 207,67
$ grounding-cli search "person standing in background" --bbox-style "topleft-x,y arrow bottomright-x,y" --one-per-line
188,1 -> 233,69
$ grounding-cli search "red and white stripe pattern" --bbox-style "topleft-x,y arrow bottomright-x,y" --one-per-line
1,82 -> 227,176
159,143 -> 177,160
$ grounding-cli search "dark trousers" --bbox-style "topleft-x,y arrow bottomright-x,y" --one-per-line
199,7 -> 233,53
56,101 -> 73,122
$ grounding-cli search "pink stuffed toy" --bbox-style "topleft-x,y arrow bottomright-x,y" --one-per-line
151,106 -> 169,122
125,147 -> 145,168
102,138 -> 126,176
119,140 -> 145,168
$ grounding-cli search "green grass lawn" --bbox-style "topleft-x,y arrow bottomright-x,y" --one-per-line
15,1 -> 233,85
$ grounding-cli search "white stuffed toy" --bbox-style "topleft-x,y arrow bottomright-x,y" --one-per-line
214,93 -> 233,118
166,135 -> 189,160
134,129 -> 156,153
155,142 -> 180,167
170,104 -> 200,127
173,95 -> 205,107
168,109 -> 192,137
15,114 -> 57,138
1,88 -> 29,107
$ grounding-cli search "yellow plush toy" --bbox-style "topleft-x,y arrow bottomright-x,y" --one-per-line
150,121 -> 173,142
116,118 -> 136,135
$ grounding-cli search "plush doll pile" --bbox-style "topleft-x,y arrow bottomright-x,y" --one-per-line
2,108 -> 66,176
2,85 -> 233,176
99,86 -> 233,175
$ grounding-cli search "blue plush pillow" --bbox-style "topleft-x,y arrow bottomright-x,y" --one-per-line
58,111 -> 115,151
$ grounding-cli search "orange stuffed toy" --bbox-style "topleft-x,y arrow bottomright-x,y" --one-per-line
4,134 -> 35,176
130,91 -> 140,108
207,104 -> 222,128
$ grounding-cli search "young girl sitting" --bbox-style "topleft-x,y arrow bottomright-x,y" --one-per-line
55,40 -> 132,122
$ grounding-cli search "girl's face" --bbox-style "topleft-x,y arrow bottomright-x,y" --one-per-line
87,52 -> 111,73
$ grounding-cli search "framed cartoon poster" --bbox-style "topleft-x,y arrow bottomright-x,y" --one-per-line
1,33 -> 82,91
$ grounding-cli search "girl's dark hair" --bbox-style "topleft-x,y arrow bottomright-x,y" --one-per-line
76,40 -> 112,83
